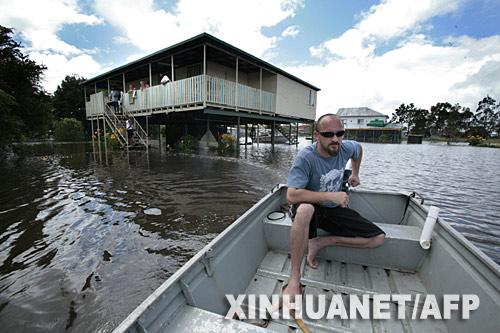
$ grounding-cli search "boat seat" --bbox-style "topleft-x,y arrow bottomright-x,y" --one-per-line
263,214 -> 427,271
162,305 -> 272,332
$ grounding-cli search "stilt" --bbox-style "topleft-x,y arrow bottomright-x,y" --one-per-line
271,120 -> 275,148
245,124 -> 248,148
207,117 -> 210,148
236,116 -> 240,154
296,122 -> 299,147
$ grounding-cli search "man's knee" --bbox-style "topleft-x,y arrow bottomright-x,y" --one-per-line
294,204 -> 315,225
367,233 -> 385,248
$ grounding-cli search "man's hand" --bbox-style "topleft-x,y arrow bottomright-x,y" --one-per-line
330,192 -> 349,208
348,174 -> 360,187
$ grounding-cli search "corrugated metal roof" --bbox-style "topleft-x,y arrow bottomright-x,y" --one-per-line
337,107 -> 388,118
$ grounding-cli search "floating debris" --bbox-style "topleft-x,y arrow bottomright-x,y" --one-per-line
144,208 -> 162,216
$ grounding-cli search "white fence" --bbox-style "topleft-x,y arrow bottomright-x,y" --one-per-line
86,75 -> 276,117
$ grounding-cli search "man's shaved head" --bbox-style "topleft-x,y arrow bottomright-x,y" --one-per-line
316,114 -> 343,132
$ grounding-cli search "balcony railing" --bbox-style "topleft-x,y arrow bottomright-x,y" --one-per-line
86,75 -> 276,118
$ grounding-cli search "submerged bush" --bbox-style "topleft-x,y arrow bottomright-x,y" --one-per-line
54,118 -> 84,141
176,134 -> 198,151
468,135 -> 486,146
218,133 -> 236,154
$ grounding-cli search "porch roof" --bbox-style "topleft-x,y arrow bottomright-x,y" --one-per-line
82,33 -> 320,91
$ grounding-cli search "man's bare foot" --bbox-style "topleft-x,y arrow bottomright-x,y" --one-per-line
307,238 -> 321,269
282,281 -> 302,305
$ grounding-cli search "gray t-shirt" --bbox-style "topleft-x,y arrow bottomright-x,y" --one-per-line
110,90 -> 120,102
286,140 -> 360,208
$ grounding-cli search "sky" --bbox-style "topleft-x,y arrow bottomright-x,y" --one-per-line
1,0 -> 499,118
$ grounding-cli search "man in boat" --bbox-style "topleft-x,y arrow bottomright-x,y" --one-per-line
284,113 -> 386,302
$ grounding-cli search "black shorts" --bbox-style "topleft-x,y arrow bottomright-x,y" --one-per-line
290,203 -> 385,239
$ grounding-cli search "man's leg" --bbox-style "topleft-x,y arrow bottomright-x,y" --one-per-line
307,233 -> 385,268
284,203 -> 314,303
307,205 -> 385,268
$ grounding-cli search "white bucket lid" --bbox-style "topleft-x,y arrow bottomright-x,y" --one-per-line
266,211 -> 286,221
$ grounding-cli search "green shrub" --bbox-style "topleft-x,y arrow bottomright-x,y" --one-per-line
468,135 -> 486,146
54,118 -> 84,141
176,134 -> 198,151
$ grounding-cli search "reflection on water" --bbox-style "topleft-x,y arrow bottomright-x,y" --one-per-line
0,139 -> 499,331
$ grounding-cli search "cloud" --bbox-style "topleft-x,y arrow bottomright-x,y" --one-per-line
94,0 -> 305,59
1,0 -> 304,92
298,0 -> 500,117
0,0 -> 104,92
282,25 -> 300,37
313,0 -> 460,60
0,0 -> 103,54
29,52 -> 102,90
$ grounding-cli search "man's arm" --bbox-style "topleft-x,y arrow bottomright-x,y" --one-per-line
348,144 -> 362,187
287,187 -> 349,208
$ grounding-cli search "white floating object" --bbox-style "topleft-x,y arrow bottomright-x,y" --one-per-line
144,208 -> 162,216
419,206 -> 440,250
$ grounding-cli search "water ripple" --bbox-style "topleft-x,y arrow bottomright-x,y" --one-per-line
0,140 -> 499,331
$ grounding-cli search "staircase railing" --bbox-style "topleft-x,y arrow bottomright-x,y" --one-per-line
275,124 -> 298,145
126,112 -> 148,147
103,105 -> 148,148
103,104 -> 128,147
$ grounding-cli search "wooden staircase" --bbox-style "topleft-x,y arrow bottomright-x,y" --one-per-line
103,105 -> 148,149
275,124 -> 298,145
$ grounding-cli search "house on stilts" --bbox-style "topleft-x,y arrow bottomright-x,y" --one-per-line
83,33 -> 319,150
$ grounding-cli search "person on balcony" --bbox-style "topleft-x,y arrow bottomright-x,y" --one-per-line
107,87 -> 120,113
140,81 -> 149,90
160,73 -> 171,85
127,84 -> 136,104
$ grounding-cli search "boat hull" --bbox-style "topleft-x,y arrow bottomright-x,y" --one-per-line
114,186 -> 500,332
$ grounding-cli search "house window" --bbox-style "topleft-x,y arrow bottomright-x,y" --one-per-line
307,89 -> 315,106
358,119 -> 364,124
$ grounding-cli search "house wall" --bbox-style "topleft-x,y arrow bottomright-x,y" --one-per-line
275,74 -> 316,120
204,61 -> 255,86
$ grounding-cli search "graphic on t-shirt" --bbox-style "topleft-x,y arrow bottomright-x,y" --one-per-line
319,168 -> 343,193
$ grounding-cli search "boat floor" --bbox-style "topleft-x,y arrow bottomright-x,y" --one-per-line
166,250 -> 449,332
237,250 -> 448,332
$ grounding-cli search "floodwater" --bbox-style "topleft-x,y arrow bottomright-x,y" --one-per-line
0,139 -> 499,332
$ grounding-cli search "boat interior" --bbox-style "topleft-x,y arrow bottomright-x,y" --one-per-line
118,187 -> 499,333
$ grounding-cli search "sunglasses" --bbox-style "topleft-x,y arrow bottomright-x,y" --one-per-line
319,130 -> 345,138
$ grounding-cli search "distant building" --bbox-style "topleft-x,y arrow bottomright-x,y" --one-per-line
337,107 -> 389,129
336,107 -> 402,144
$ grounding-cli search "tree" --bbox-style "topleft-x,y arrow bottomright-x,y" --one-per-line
472,96 -> 499,138
53,75 -> 89,134
390,103 -> 429,135
429,102 -> 452,132
0,25 -> 51,145
53,75 -> 86,120
428,102 -> 474,140
442,104 -> 473,142
54,118 -> 85,141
